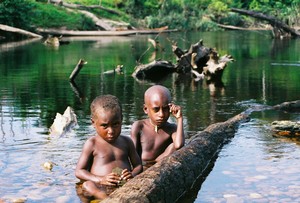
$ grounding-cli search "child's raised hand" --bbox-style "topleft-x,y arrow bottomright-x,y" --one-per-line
120,168 -> 133,181
168,103 -> 182,119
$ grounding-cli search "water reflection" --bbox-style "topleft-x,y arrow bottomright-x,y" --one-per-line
0,31 -> 300,202
190,117 -> 300,203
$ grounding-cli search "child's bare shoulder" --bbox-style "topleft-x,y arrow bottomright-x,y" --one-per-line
84,135 -> 100,145
132,119 -> 147,129
118,135 -> 133,143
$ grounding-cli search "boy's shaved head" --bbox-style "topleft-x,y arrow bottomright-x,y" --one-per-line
144,85 -> 171,104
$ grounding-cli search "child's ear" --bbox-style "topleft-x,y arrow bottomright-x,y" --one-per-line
143,104 -> 148,114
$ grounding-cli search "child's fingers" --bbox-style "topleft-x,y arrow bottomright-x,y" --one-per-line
105,173 -> 121,185
169,103 -> 182,118
121,169 -> 133,180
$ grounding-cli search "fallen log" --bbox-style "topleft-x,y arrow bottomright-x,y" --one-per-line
132,60 -> 176,81
217,23 -> 272,31
0,24 -> 42,38
273,100 -> 300,112
230,8 -> 300,38
133,39 -> 233,83
102,113 -> 250,203
36,28 -> 177,36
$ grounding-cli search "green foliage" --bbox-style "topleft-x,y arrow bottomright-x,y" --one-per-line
0,0 -> 35,31
219,12 -> 244,26
196,18 -> 222,31
207,0 -> 230,22
30,2 -> 97,30
1,0 -> 300,32
123,0 -> 161,18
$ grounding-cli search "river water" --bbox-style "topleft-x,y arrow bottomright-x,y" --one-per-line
0,31 -> 300,203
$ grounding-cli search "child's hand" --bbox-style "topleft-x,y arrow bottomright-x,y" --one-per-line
169,103 -> 182,119
101,172 -> 122,186
120,168 -> 133,181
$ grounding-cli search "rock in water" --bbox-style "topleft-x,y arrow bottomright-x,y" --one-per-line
49,106 -> 77,136
271,120 -> 300,137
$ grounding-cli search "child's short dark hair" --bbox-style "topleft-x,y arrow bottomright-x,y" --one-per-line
91,95 -> 122,119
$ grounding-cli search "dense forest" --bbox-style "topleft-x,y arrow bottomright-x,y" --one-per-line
0,0 -> 299,33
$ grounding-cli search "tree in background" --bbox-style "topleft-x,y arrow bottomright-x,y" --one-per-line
0,0 -> 35,31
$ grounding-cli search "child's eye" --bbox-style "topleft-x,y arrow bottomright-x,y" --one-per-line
101,124 -> 108,129
153,107 -> 160,112
113,122 -> 120,127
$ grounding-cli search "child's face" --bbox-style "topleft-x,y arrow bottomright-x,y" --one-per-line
92,108 -> 122,143
144,93 -> 170,127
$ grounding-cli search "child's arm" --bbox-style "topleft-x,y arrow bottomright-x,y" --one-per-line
169,103 -> 185,149
75,138 -> 120,185
121,136 -> 143,181
75,139 -> 101,182
130,121 -> 142,157
127,138 -> 143,177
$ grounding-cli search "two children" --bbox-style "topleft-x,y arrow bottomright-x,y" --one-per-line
75,85 -> 185,199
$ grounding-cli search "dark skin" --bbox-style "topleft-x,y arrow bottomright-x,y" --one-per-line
131,85 -> 184,169
75,107 -> 142,199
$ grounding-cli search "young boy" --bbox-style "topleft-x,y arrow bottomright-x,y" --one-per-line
75,95 -> 142,200
131,85 -> 185,170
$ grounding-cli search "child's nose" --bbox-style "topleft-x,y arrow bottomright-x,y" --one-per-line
107,126 -> 114,134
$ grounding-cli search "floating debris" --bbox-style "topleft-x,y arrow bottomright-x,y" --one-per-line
43,161 -> 56,171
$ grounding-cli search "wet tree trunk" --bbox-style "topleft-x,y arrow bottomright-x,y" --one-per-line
230,8 -> 300,38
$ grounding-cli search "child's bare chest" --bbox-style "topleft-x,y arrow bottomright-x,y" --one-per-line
141,131 -> 171,149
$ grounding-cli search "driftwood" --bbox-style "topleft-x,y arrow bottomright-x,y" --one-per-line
230,8 -> 300,38
273,100 -> 300,112
44,36 -> 60,46
36,28 -> 177,36
132,39 -> 234,83
132,60 -> 176,81
103,65 -> 123,75
69,59 -> 87,82
0,24 -> 42,38
217,23 -> 272,31
203,49 -> 234,81
101,100 -> 299,202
